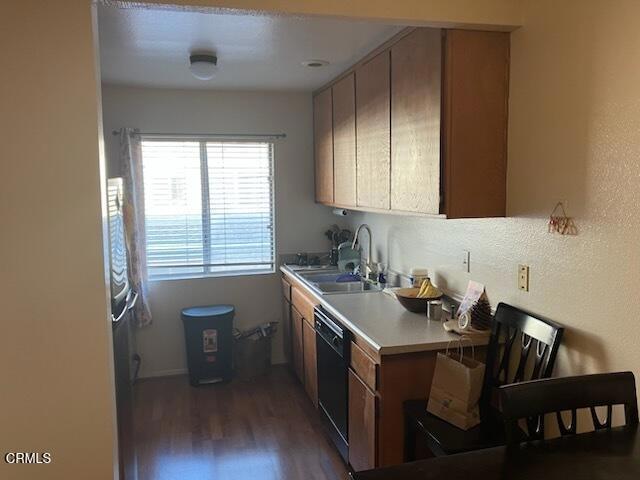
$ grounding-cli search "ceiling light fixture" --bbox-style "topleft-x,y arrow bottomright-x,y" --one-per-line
189,53 -> 218,80
302,59 -> 330,68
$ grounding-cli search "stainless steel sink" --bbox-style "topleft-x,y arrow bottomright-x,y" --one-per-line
314,281 -> 384,294
297,270 -> 358,283
284,264 -> 337,272
296,269 -> 385,295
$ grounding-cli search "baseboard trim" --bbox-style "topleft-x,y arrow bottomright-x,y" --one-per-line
139,368 -> 188,379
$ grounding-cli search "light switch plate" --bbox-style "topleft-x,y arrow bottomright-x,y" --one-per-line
462,250 -> 470,273
518,265 -> 530,291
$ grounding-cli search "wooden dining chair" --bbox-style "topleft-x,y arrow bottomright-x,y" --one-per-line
404,302 -> 564,458
500,372 -> 639,446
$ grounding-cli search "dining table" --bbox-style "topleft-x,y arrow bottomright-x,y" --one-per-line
352,425 -> 640,480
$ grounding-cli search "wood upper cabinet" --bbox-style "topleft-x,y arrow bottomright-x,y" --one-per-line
291,306 -> 304,383
313,88 -> 334,204
348,369 -> 377,472
355,51 -> 391,210
391,28 -> 442,214
312,27 -> 509,218
332,73 -> 357,207
302,319 -> 318,407
443,29 -> 509,218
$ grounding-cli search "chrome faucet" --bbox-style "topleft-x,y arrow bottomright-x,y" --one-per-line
351,224 -> 373,280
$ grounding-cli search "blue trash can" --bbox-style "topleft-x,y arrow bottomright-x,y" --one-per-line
181,305 -> 235,386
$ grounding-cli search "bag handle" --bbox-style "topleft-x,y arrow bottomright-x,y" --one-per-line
445,336 -> 475,361
445,338 -> 463,361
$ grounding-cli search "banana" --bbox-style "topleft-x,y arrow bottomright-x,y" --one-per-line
417,279 -> 441,299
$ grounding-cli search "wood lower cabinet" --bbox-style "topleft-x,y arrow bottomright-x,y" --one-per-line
292,285 -> 316,326
287,278 -> 320,407
302,319 -> 318,407
332,73 -> 357,207
348,369 -> 377,472
355,51 -> 391,210
281,278 -> 292,366
291,306 -> 304,383
350,340 -> 378,392
314,88 -> 334,204
282,271 -> 453,470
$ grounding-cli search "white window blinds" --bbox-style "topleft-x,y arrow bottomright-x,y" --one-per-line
141,137 -> 275,280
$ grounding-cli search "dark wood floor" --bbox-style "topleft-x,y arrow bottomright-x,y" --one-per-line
134,366 -> 350,480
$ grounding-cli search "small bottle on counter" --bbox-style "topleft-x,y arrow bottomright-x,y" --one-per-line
410,268 -> 429,288
449,302 -> 458,320
377,263 -> 387,284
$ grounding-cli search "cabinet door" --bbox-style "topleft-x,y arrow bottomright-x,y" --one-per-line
391,28 -> 442,214
282,298 -> 292,366
302,319 -> 318,407
356,51 -> 390,210
313,88 -> 334,204
281,278 -> 292,366
442,29 -> 509,218
348,369 -> 377,471
291,307 -> 304,383
332,73 -> 356,207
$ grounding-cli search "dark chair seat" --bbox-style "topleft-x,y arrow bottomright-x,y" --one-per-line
404,400 -> 506,457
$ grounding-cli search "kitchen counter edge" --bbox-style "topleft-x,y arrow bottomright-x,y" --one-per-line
280,265 -> 489,357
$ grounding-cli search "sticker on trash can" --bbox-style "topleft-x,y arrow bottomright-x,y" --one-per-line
203,329 -> 218,353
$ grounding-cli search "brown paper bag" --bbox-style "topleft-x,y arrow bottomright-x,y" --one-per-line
426,340 -> 486,430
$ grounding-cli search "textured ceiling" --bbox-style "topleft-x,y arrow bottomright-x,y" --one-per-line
97,4 -> 404,91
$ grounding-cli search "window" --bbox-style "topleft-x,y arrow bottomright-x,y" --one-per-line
141,137 -> 275,280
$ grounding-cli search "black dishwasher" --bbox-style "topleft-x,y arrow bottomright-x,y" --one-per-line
315,305 -> 351,462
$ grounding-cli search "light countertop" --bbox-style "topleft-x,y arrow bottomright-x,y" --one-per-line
281,265 -> 490,356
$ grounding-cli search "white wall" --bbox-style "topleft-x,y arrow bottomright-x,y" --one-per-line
101,86 -> 338,377
345,0 -> 640,387
0,2 -> 117,479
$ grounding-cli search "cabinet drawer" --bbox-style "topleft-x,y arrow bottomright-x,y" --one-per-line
281,276 -> 292,302
291,285 -> 317,322
350,341 -> 378,391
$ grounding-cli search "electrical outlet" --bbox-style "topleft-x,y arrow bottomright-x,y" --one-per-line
518,265 -> 530,292
462,250 -> 470,273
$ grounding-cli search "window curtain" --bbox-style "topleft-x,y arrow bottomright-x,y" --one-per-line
119,128 -> 153,327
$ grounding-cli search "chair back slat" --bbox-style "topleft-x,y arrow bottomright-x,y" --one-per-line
530,340 -> 548,380
590,405 -> 613,430
495,326 -> 518,383
556,409 -> 577,436
512,333 -> 533,383
500,372 -> 639,445
480,303 -> 564,420
525,415 -> 544,440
